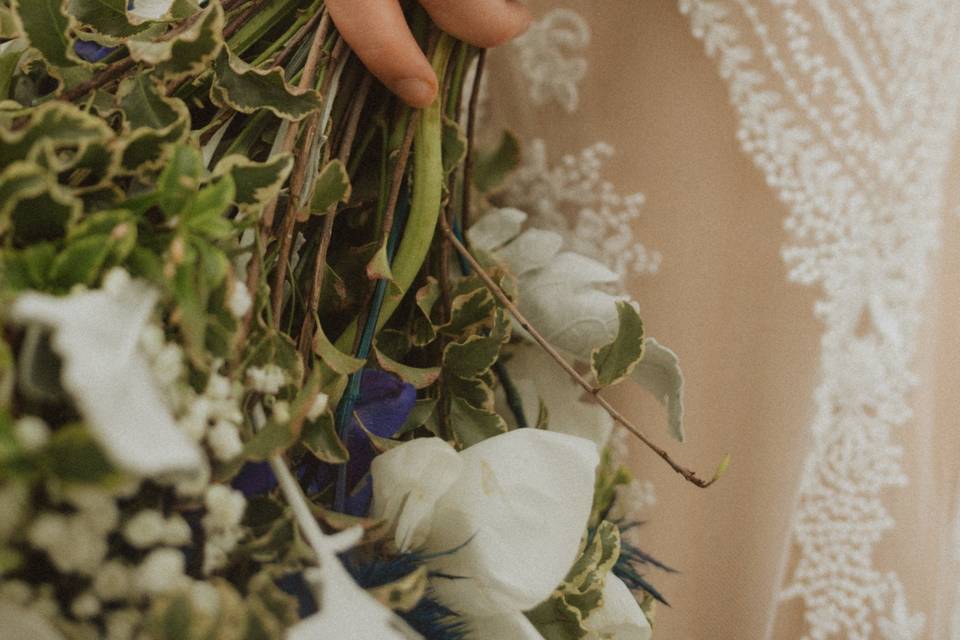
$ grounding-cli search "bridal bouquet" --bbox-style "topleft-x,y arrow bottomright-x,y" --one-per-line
0,2 -> 725,638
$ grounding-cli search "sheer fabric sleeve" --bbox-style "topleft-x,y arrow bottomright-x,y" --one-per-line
484,1 -> 960,638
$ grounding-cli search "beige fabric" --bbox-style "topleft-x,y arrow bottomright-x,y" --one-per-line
486,1 -> 960,637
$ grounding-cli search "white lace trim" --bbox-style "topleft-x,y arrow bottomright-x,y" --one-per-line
512,8 -> 591,113
504,139 -> 661,279
679,1 -> 960,638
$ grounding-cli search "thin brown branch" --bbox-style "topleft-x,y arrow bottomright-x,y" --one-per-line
272,7 -> 327,69
438,212 -> 723,488
299,75 -> 373,357
61,58 -> 136,102
268,19 -> 331,327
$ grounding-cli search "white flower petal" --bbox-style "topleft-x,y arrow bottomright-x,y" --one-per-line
12,276 -> 203,476
426,429 -> 599,616
584,575 -> 652,640
370,437 -> 463,551
494,228 -> 563,277
285,563 -> 420,640
466,207 -> 527,252
127,0 -> 175,24
466,610 -> 545,639
633,338 -> 685,442
502,345 -> 613,448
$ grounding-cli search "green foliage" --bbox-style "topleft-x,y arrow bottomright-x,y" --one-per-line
591,301 -> 645,388
526,521 -> 622,639
212,49 -> 324,121
13,0 -> 74,68
473,129 -> 521,194
127,3 -> 224,81
310,158 -> 351,214
0,5 -> 671,637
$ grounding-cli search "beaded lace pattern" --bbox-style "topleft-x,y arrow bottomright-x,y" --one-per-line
513,3 -> 960,638
677,2 -> 960,638
507,10 -> 662,280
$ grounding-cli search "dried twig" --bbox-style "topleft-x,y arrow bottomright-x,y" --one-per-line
299,74 -> 377,355
438,212 -> 724,488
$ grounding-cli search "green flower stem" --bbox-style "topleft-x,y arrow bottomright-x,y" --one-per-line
334,33 -> 455,351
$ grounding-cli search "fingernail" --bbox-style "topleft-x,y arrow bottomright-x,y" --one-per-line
395,78 -> 436,107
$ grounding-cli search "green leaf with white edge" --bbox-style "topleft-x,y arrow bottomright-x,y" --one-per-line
309,158 -> 351,215
0,101 -> 117,173
0,39 -> 27,103
591,301 -> 645,388
0,161 -> 81,245
395,398 -> 437,437
127,3 -> 223,81
449,395 -> 507,448
373,346 -> 440,389
446,374 -> 495,412
313,324 -> 364,376
211,49 -> 323,121
301,409 -> 348,464
411,277 -> 440,346
439,286 -> 496,336
12,0 -> 75,68
159,144 -> 205,215
474,129 -> 521,194
527,521 -> 622,639
68,0 -> 145,38
441,116 -> 467,176
442,309 -> 510,380
213,153 -> 294,217
117,74 -> 191,172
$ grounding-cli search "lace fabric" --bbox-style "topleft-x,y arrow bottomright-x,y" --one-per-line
500,2 -> 960,638
678,2 -> 960,637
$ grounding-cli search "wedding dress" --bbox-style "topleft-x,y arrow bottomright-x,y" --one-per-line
485,1 -> 960,638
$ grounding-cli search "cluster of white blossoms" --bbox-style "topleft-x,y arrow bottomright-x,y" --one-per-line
2,270 -> 253,639
201,484 -> 247,574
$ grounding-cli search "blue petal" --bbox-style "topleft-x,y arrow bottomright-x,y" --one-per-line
74,41 -> 115,63
231,461 -> 278,498
343,369 -> 416,496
